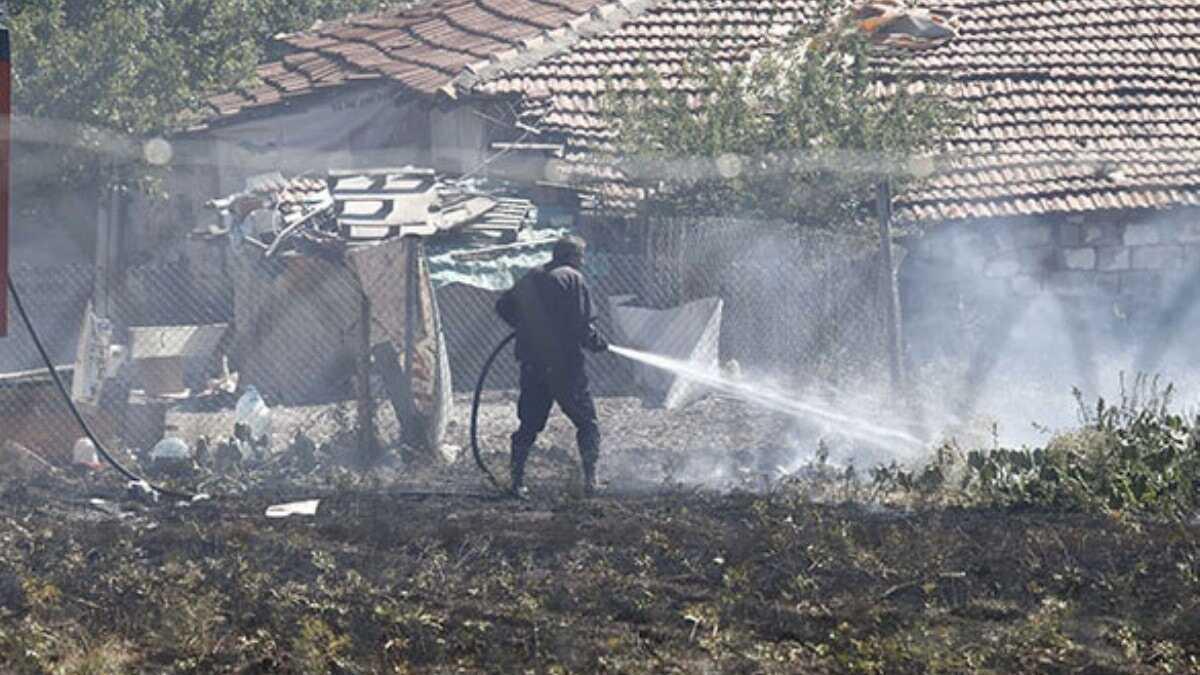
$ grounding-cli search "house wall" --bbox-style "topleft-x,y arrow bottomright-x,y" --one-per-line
201,85 -> 433,196
899,206 -> 1200,367
9,128 -> 103,267
430,104 -> 487,174
122,151 -> 222,265
10,185 -> 96,267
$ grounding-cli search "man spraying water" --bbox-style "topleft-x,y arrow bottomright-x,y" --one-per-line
496,236 -> 608,499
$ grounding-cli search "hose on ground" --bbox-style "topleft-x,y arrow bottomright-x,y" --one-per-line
470,331 -> 515,492
7,272 -> 194,501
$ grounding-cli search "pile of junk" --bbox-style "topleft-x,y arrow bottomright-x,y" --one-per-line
71,167 -> 564,477
67,165 -> 728,483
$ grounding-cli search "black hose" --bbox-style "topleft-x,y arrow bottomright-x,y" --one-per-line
13,265 -> 512,501
7,272 -> 193,501
470,331 -> 515,491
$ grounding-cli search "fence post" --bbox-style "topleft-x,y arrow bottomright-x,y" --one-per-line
400,235 -> 423,448
94,187 -> 111,319
93,157 -> 125,323
877,179 -> 905,394
0,4 -> 8,337
356,289 -> 379,466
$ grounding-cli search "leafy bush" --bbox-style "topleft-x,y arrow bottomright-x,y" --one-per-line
880,375 -> 1200,520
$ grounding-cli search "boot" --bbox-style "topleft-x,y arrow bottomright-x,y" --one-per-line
577,425 -> 602,498
510,443 -> 531,501
581,457 -> 599,498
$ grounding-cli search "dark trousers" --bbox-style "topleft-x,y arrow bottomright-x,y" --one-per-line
511,361 -> 601,466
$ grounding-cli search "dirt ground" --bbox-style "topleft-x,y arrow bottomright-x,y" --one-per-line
2,391 -> 1200,673
461,391 -> 802,493
166,390 -> 805,496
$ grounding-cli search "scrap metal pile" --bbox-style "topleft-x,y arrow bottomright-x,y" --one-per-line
205,167 -> 539,257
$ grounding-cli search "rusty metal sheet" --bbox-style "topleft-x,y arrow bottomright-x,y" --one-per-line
345,237 -> 453,456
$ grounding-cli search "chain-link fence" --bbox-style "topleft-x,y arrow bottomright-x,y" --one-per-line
2,266 -> 96,465
1,218 -> 894,487
634,216 -> 892,388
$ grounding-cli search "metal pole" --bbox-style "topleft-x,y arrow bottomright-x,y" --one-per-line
93,183 -> 114,319
402,235 -> 421,448
0,3 -> 10,337
105,163 -> 120,312
356,289 -> 378,465
877,179 -> 904,394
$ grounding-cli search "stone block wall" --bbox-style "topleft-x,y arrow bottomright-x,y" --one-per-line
899,206 -> 1200,365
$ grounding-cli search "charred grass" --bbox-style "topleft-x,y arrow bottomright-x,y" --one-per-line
1,478 -> 1199,674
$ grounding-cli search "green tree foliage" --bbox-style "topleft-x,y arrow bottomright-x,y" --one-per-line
8,0 -> 388,187
604,0 -> 966,231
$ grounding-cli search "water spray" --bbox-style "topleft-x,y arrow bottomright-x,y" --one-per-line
608,345 -> 925,451
469,334 -> 926,490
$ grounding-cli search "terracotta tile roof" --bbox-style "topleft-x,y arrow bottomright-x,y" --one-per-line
194,0 -> 654,127
470,0 -> 1200,222
888,0 -> 1200,222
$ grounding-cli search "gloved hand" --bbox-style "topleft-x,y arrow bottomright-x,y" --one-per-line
587,332 -> 609,353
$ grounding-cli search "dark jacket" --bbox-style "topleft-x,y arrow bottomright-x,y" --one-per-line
496,261 -> 605,371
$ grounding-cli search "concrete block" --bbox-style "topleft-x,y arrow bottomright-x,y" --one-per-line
1058,223 -> 1084,247
1179,221 -> 1200,243
1119,270 -> 1162,301
1096,246 -> 1131,272
1095,272 -> 1122,296
1014,223 -> 1053,248
984,256 -> 1020,278
1018,246 -> 1055,274
1045,270 -> 1101,296
1010,275 -> 1042,295
1084,223 -> 1121,246
1062,247 -> 1096,270
1159,269 -> 1198,298
1130,244 -> 1183,270
1124,223 -> 1159,246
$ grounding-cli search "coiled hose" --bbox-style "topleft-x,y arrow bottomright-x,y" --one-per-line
470,331 -> 515,491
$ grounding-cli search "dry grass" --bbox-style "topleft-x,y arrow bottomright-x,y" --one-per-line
1,474 -> 1198,673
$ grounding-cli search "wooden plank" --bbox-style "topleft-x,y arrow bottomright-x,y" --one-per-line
328,167 -> 436,177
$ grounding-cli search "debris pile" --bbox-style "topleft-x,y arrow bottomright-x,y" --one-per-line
854,0 -> 958,51
205,168 -> 539,258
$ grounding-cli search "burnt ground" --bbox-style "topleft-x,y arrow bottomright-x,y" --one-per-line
448,391 -> 803,494
166,390 -> 808,497
2,392 -> 1200,673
